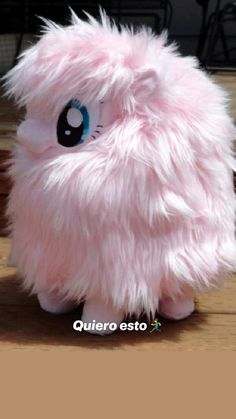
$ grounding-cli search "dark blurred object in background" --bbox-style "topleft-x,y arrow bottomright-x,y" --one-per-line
0,0 -> 173,73
1,0 -> 236,74
197,0 -> 236,70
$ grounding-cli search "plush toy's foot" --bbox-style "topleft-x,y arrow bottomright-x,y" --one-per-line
82,299 -> 124,335
159,296 -> 194,320
38,290 -> 77,314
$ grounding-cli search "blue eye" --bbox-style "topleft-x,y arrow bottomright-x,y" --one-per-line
57,99 -> 90,147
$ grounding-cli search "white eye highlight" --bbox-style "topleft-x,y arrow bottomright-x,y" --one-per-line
67,108 -> 83,128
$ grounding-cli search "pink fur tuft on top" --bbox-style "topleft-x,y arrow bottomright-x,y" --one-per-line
3,9 -> 236,316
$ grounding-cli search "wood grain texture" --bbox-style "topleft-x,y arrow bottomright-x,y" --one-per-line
0,237 -> 235,351
0,75 -> 236,351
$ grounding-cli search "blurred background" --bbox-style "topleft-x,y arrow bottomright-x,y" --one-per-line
1,0 -> 236,74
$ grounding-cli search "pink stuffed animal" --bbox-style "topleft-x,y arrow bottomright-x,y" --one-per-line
4,10 -> 236,334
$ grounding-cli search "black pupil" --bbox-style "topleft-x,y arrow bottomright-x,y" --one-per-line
57,104 -> 83,147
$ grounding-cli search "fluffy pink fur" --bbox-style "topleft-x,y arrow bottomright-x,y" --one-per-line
3,10 -> 236,317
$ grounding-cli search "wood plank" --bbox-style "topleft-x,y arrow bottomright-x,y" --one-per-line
0,137 -> 14,151
0,237 -> 11,258
213,73 -> 236,120
0,244 -> 235,351
196,275 -> 236,314
0,308 -> 235,351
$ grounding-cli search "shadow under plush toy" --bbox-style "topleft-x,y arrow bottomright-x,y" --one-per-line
3,10 -> 236,334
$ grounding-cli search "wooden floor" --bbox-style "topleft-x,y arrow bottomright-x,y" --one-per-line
0,73 -> 236,351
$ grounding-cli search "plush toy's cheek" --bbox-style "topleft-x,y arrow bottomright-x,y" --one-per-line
17,118 -> 55,153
